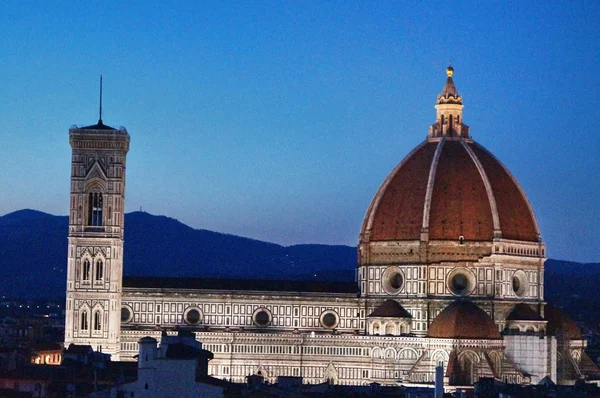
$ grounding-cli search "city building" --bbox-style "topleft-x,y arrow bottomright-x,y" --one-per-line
88,330 -> 231,398
63,67 -> 599,387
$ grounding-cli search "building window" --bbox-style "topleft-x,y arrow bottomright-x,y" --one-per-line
121,306 -> 133,323
88,192 -> 103,226
320,310 -> 339,329
252,308 -> 272,327
447,268 -> 475,296
95,260 -> 103,281
184,307 -> 203,325
94,311 -> 102,331
81,310 -> 89,330
512,270 -> 528,297
83,260 -> 91,281
382,266 -> 404,295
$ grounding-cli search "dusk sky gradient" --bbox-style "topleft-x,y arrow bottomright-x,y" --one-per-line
1,1 -> 598,262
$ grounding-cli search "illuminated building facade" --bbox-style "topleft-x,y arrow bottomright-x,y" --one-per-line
64,68 -> 599,386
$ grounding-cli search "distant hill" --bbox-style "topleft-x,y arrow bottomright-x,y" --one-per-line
544,259 -> 600,325
0,209 -> 597,325
0,210 -> 356,298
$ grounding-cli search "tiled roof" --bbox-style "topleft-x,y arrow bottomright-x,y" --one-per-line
580,352 -> 600,379
65,344 -> 93,354
445,349 -> 458,377
545,305 -> 582,340
429,141 -> 494,241
469,143 -> 539,241
362,139 -> 539,243
368,300 -> 412,318
79,120 -> 117,130
506,303 -> 544,321
165,343 -> 213,360
368,142 -> 436,240
123,276 -> 358,294
427,300 -> 501,340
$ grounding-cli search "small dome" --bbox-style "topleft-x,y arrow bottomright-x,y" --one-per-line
506,303 -> 543,321
427,301 -> 501,339
368,300 -> 412,318
545,305 -> 582,340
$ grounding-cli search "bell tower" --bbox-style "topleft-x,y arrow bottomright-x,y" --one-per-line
64,84 -> 130,358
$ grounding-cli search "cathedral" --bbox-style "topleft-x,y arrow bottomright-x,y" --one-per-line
64,67 -> 599,387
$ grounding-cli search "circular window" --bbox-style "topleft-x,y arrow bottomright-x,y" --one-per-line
512,270 -> 527,297
121,306 -> 133,323
382,267 -> 405,295
390,273 -> 403,290
447,268 -> 475,296
184,307 -> 203,325
320,310 -> 339,329
252,308 -> 272,327
512,277 -> 520,293
452,274 -> 468,291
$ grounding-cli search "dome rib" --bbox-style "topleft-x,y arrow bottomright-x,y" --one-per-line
468,143 -> 540,242
428,141 -> 495,241
362,141 -> 437,241
421,138 -> 445,233
460,140 -> 501,235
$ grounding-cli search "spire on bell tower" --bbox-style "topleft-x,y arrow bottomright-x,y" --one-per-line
428,65 -> 470,140
98,75 -> 103,126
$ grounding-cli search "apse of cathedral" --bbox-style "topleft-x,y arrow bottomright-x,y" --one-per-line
64,67 -> 599,387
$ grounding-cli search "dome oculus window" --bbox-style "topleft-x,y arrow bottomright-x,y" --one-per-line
448,268 -> 475,296
512,270 -> 527,297
512,277 -> 520,293
252,308 -> 272,327
184,307 -> 203,325
452,274 -> 468,291
382,267 -> 405,295
121,305 -> 133,323
320,310 -> 339,329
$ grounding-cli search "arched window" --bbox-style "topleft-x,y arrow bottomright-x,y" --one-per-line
88,192 -> 103,226
93,311 -> 102,331
82,260 -> 91,281
95,260 -> 103,281
81,310 -> 89,330
385,323 -> 395,335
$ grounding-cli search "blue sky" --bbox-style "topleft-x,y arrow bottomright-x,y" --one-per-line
0,1 -> 598,262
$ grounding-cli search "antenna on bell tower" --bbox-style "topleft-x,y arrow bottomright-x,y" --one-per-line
98,75 -> 103,125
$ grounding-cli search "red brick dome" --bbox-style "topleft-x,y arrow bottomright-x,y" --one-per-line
361,138 -> 540,243
361,67 -> 541,244
427,301 -> 501,339
545,305 -> 582,340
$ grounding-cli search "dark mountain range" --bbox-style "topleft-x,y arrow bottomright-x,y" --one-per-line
0,209 -> 356,299
0,209 -> 598,327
